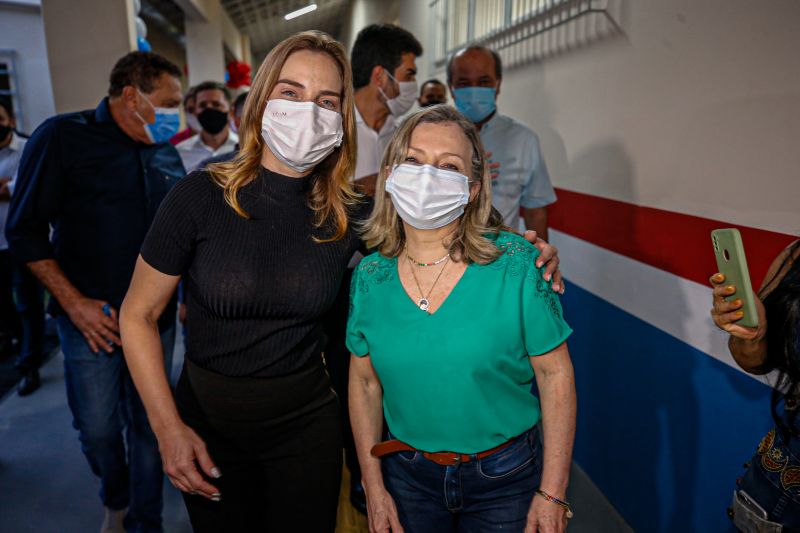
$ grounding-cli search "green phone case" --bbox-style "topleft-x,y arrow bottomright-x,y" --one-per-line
711,228 -> 759,328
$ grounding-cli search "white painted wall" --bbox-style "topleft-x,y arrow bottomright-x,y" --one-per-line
396,0 -> 800,236
185,2 -> 226,86
184,0 -> 245,85
0,1 -> 55,133
344,0 -> 400,52
41,0 -> 137,113
146,23 -> 187,81
219,6 -> 243,60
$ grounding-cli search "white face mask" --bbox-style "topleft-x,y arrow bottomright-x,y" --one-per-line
385,164 -> 470,230
261,99 -> 344,173
186,113 -> 201,133
379,70 -> 418,117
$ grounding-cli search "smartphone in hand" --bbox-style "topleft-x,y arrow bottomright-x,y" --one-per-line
711,228 -> 759,328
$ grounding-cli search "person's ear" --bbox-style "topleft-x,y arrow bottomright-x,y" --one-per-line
370,65 -> 386,88
121,86 -> 139,109
469,180 -> 482,202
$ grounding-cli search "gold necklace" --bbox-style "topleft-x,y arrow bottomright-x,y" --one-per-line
407,252 -> 450,312
406,251 -> 450,267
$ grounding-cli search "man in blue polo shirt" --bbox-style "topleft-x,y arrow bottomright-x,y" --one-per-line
6,52 -> 184,533
448,45 -> 557,239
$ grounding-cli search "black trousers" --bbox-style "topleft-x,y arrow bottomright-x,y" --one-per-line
175,356 -> 343,533
0,250 -> 20,347
12,261 -> 45,371
0,250 -> 46,368
322,268 -> 362,484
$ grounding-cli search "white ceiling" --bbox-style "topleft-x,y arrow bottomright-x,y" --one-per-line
220,0 -> 353,59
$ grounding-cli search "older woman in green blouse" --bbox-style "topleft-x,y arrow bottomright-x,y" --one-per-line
347,105 -> 576,533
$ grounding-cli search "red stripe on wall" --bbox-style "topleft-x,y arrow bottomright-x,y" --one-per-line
549,188 -> 798,287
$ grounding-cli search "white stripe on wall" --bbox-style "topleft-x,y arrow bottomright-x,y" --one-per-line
551,229 -> 771,385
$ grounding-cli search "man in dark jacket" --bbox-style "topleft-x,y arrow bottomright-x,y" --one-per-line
6,51 -> 185,533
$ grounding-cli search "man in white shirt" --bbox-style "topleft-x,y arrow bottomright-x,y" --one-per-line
448,45 -> 557,238
0,103 -> 25,254
176,81 -> 238,173
350,24 -> 423,195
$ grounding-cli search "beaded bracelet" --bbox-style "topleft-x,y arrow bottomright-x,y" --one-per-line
535,489 -> 574,519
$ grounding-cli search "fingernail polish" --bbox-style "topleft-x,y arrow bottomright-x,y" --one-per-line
735,311 -> 744,318
212,492 -> 221,498
733,299 -> 742,306
211,467 -> 221,478
212,496 -> 221,502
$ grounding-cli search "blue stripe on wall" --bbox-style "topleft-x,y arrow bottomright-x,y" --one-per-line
562,282 -> 773,532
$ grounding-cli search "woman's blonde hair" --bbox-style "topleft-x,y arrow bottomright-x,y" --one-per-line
207,31 -> 359,242
361,105 -> 503,264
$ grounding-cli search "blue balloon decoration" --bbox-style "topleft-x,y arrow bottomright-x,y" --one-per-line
135,16 -> 147,39
137,36 -> 152,52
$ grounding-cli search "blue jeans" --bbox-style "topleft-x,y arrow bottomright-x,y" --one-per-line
383,427 -> 542,533
58,316 -> 175,533
735,423 -> 800,530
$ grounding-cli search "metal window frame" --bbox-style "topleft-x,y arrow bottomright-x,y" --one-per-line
430,0 -> 622,68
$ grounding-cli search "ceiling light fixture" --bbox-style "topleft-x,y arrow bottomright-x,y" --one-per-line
284,3 -> 317,20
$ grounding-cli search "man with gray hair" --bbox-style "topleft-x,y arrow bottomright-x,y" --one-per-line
448,45 -> 556,239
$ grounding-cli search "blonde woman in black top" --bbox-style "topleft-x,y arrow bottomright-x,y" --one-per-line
119,31 -> 564,532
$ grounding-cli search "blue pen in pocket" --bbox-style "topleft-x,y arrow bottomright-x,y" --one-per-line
101,304 -> 115,348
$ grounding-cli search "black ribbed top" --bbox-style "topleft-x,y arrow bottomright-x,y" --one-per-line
141,168 -> 368,377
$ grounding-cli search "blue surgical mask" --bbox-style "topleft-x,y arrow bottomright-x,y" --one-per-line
453,86 -> 497,123
137,91 -> 181,144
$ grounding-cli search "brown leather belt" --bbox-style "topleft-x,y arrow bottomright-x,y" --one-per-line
371,436 -> 518,466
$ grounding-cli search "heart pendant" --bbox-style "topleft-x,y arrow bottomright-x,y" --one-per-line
418,298 -> 429,312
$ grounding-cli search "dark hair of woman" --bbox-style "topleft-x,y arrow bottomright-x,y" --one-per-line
762,240 -> 800,435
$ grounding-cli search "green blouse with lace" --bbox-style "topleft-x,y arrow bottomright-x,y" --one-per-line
346,231 -> 572,454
